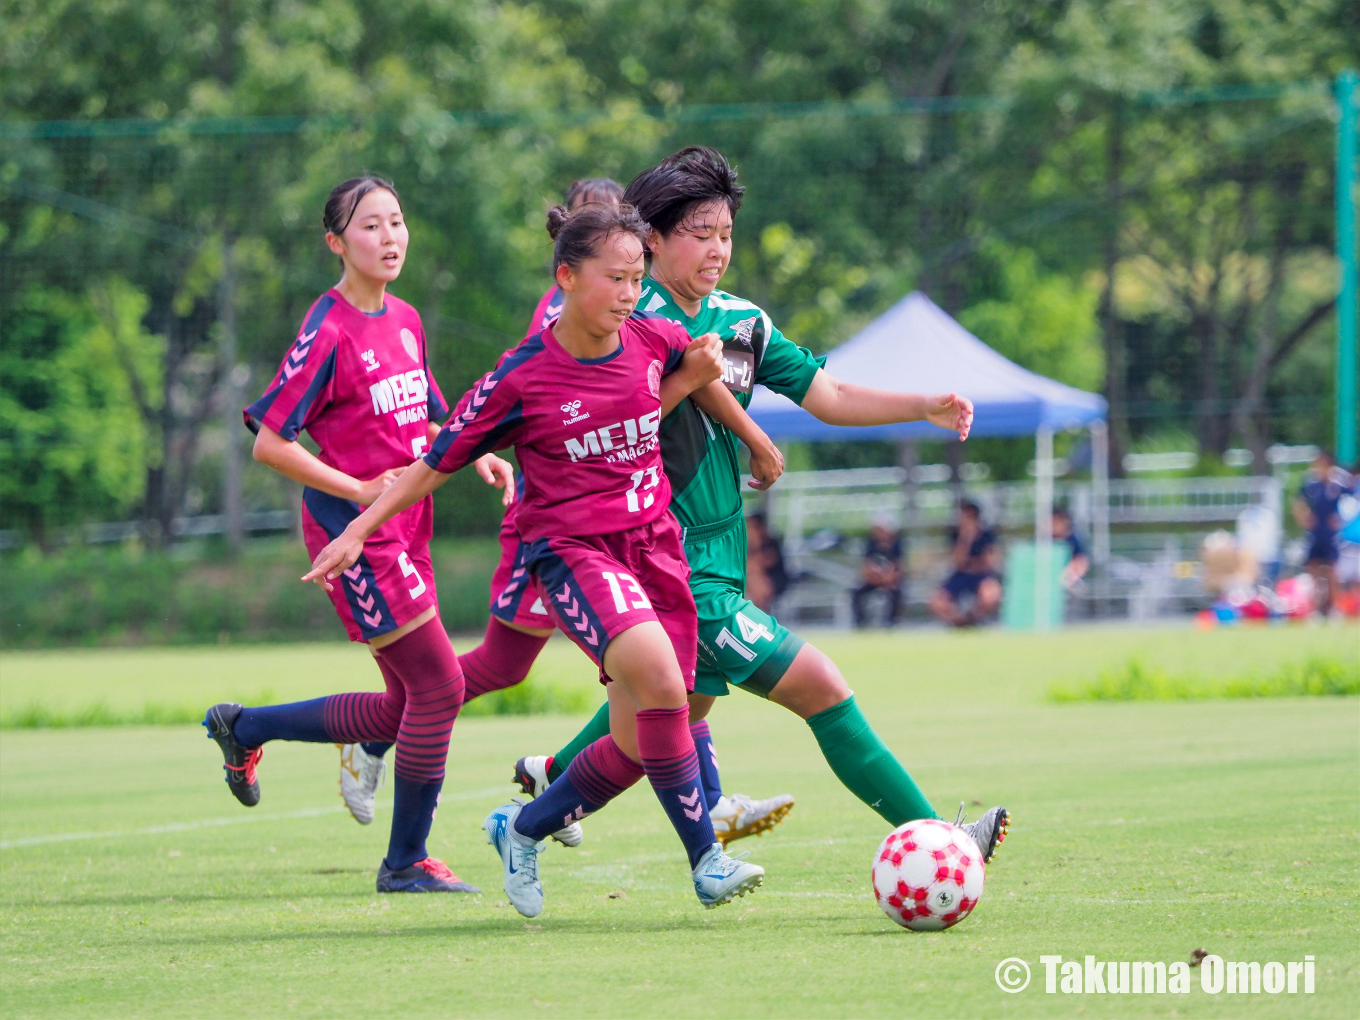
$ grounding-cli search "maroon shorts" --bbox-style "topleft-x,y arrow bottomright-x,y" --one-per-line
301,488 -> 440,643
523,513 -> 697,690
489,500 -> 556,630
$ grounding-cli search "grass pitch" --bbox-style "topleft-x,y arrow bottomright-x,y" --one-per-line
1,624 -> 1357,1018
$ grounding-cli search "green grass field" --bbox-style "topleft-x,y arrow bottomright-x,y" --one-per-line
1,624 -> 1357,1018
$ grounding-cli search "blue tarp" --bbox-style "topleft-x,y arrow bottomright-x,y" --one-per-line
747,291 -> 1107,440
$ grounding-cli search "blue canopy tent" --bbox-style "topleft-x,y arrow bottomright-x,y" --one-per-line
746,291 -> 1111,628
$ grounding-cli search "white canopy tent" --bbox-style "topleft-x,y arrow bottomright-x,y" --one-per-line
746,291 -> 1110,628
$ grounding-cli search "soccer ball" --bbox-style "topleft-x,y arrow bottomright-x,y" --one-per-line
872,818 -> 985,931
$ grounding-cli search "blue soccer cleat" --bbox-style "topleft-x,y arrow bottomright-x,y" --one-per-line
484,800 -> 544,918
692,842 -> 764,908
376,857 -> 480,894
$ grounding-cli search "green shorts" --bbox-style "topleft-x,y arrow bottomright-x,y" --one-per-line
682,510 -> 804,698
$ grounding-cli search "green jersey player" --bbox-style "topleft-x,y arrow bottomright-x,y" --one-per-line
519,147 -> 1009,862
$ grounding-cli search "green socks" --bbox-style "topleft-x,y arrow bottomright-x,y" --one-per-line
547,694 -> 939,827
806,694 -> 939,825
547,700 -> 612,782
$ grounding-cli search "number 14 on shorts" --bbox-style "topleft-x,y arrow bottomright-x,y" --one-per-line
716,611 -> 774,662
602,571 -> 651,613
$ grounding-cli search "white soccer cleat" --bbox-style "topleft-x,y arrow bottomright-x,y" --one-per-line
483,801 -> 544,918
512,754 -> 584,847
338,743 -> 386,825
692,842 -> 765,908
710,792 -> 794,847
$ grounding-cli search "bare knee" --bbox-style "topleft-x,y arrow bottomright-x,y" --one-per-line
769,644 -> 852,720
601,622 -> 687,710
977,578 -> 1002,612
687,693 -> 715,723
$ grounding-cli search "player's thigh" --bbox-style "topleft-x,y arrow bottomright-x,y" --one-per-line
601,620 -> 688,710
694,582 -> 803,699
767,642 -> 852,720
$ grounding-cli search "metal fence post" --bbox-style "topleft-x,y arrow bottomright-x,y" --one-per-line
1337,69 -> 1358,465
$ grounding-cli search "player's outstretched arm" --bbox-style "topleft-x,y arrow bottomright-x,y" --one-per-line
301,462 -> 447,591
690,382 -> 785,491
253,423 -> 406,504
800,370 -> 973,441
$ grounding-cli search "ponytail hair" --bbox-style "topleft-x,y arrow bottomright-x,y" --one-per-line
322,176 -> 401,236
545,202 -> 650,271
564,177 -> 624,211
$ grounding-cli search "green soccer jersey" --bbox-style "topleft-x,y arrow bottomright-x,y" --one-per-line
640,278 -> 824,530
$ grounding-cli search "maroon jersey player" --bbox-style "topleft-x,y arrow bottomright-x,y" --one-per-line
203,176 -> 512,896
305,202 -> 770,914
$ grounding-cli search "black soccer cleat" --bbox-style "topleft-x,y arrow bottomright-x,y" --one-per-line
956,803 -> 1010,864
512,754 -> 553,798
203,702 -> 263,807
377,857 -> 481,893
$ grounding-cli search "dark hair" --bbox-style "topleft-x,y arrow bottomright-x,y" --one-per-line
623,146 -> 744,238
565,177 -> 624,211
323,176 -> 401,235
545,202 -> 651,271
959,499 -> 981,518
1052,505 -> 1072,521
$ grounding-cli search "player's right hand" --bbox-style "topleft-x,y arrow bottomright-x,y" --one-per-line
681,333 -> 724,389
355,467 -> 406,506
747,438 -> 785,491
301,529 -> 365,592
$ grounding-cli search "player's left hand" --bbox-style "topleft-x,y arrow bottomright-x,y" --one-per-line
747,437 -> 785,490
680,333 -> 724,389
474,452 -> 516,506
924,392 -> 973,441
302,529 -> 365,592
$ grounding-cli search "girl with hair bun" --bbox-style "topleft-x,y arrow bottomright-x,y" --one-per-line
305,199 -> 777,916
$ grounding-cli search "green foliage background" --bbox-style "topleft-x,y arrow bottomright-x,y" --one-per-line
1,0 -> 1355,544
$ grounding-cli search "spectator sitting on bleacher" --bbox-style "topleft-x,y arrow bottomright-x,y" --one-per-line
931,500 -> 1002,627
1292,450 -> 1348,616
1052,506 -> 1089,590
852,516 -> 904,627
745,512 -> 788,614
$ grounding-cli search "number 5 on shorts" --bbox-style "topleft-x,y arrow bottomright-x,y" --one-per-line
398,551 -> 427,600
602,571 -> 651,613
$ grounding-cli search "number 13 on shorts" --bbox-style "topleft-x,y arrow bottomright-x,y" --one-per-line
602,571 -> 651,613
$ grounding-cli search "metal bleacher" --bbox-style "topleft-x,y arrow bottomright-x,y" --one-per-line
748,468 -> 1284,626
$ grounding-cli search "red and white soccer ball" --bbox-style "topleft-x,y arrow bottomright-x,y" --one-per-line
872,818 -> 985,931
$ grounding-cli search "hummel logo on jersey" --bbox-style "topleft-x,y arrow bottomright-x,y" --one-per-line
360,348 -> 381,372
563,409 -> 661,464
369,369 -> 430,426
560,399 -> 590,425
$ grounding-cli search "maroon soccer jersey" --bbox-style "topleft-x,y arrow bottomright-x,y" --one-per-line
244,288 -> 449,480
426,316 -> 691,542
526,286 -> 563,339
244,289 -> 449,642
